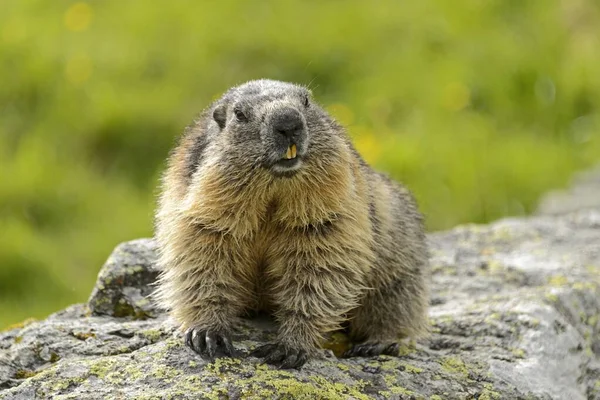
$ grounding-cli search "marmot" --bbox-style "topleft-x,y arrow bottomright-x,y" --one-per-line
154,79 -> 429,369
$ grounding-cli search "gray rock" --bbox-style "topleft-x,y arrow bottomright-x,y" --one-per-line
88,238 -> 163,318
537,166 -> 600,215
1,211 -> 599,399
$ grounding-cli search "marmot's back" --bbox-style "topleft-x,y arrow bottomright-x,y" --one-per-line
154,79 -> 429,369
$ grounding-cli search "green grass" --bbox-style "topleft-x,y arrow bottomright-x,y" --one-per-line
1,0 -> 599,328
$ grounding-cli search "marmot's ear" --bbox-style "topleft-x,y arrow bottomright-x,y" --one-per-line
213,104 -> 227,130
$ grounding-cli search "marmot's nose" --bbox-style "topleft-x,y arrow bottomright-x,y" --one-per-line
272,107 -> 303,139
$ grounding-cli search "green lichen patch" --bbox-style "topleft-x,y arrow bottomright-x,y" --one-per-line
194,359 -> 373,400
205,357 -> 243,375
113,298 -> 149,319
89,358 -> 120,380
139,329 -> 164,343
593,379 -> 600,393
128,265 -> 146,275
87,355 -> 183,387
51,376 -> 85,392
586,265 -> 600,275
336,363 -> 350,371
14,369 -> 39,379
439,356 -> 469,379
379,385 -> 415,399
71,331 -> 96,341
371,358 -> 422,374
400,362 -> 423,374
572,281 -> 600,292
510,348 -> 526,359
485,313 -> 501,321
25,365 -> 87,397
544,292 -> 559,303
397,340 -> 417,356
152,364 -> 181,381
164,337 -> 183,350
548,275 -> 569,286
479,383 -> 501,399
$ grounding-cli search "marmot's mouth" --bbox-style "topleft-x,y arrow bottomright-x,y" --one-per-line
272,145 -> 302,175
282,144 -> 297,160
268,144 -> 302,176
274,156 -> 301,169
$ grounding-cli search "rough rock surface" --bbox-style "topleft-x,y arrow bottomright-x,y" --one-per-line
537,166 -> 600,215
1,211 -> 600,399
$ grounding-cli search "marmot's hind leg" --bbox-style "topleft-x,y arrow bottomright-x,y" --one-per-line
343,270 -> 428,358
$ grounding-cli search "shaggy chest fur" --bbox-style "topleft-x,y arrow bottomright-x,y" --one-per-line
201,178 -> 374,313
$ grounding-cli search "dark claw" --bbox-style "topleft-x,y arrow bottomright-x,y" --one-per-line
185,328 -> 193,349
219,335 -> 236,357
249,343 -> 273,359
205,332 -> 217,359
343,345 -> 356,357
264,347 -> 287,365
383,343 -> 400,356
184,327 -> 237,360
250,342 -> 309,369
278,353 -> 298,370
191,329 -> 206,355
342,342 -> 400,358
294,352 -> 309,368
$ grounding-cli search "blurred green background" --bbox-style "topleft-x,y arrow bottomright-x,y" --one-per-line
1,0 -> 600,329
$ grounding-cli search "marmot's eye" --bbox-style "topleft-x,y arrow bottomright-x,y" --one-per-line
303,95 -> 310,108
234,108 -> 247,122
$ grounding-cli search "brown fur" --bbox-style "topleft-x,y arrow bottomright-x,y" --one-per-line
154,80 -> 429,367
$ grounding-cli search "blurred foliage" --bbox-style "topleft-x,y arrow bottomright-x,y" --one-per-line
1,0 -> 600,328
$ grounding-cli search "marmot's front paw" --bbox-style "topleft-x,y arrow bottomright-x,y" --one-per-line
185,327 -> 237,360
250,342 -> 309,369
342,342 -> 399,358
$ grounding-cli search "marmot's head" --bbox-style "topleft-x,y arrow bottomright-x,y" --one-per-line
205,79 -> 343,177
